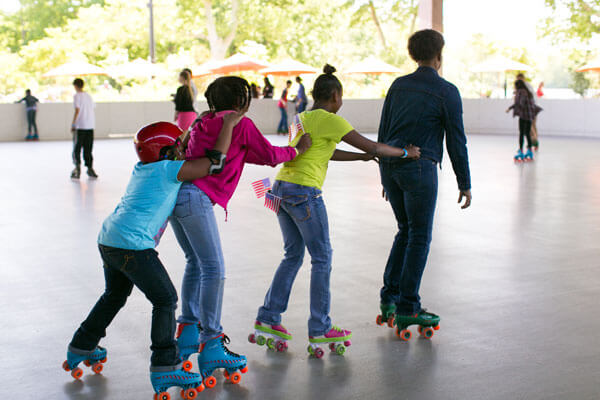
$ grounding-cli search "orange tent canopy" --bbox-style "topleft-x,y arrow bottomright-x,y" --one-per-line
259,59 -> 318,76
576,60 -> 600,73
208,53 -> 270,75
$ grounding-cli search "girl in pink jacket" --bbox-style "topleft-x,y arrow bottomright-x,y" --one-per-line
169,76 -> 311,388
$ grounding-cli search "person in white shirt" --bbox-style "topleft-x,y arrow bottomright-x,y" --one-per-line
71,78 -> 98,179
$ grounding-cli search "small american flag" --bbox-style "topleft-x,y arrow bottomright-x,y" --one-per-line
251,178 -> 271,198
288,114 -> 305,143
264,191 -> 282,213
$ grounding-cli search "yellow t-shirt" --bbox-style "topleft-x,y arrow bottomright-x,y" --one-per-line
276,109 -> 354,189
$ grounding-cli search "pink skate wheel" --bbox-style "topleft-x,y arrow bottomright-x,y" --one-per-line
276,341 -> 287,352
329,343 -> 336,352
248,333 -> 256,344
314,347 -> 324,359
344,340 -> 351,347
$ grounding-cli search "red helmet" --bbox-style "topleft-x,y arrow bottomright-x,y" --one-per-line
134,122 -> 183,163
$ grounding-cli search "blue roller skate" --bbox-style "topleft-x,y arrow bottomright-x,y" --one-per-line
514,149 -> 524,163
197,334 -> 247,388
523,148 -> 534,162
150,364 -> 204,400
62,345 -> 107,380
176,323 -> 202,372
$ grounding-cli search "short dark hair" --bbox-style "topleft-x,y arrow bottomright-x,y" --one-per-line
25,89 -> 31,94
408,29 -> 445,63
183,68 -> 192,74
204,76 -> 252,112
516,73 -> 525,79
286,80 -> 292,85
296,76 -> 302,83
312,64 -> 342,102
73,78 -> 84,89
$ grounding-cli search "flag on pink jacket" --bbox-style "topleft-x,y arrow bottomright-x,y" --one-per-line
185,111 -> 297,212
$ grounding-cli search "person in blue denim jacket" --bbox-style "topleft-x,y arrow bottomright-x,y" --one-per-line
376,29 -> 472,339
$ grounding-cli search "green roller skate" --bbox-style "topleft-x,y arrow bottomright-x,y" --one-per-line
394,309 -> 440,341
376,303 -> 396,328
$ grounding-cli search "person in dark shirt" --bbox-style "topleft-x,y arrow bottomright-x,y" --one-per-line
294,76 -> 308,113
376,29 -> 472,337
16,89 -> 39,140
173,71 -> 197,131
262,77 -> 274,98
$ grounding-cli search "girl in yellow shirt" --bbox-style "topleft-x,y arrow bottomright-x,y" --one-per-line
250,65 -> 420,357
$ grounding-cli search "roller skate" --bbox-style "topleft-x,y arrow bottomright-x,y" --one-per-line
197,334 -> 247,389
376,303 -> 396,328
248,320 -> 292,352
532,140 -> 539,151
87,167 -> 99,179
394,309 -> 440,341
150,364 -> 205,400
71,166 -> 81,179
176,323 -> 201,372
513,149 -> 524,163
62,345 -> 107,380
523,149 -> 534,162
307,326 -> 352,358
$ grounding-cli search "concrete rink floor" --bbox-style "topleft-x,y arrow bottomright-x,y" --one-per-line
1,134 -> 600,400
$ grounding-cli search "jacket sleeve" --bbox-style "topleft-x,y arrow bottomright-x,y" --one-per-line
243,119 -> 297,166
443,85 -> 472,191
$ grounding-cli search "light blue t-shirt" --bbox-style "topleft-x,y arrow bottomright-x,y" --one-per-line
98,160 -> 184,250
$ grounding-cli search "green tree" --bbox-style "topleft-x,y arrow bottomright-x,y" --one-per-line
543,0 -> 600,41
0,0 -> 105,51
570,70 -> 591,97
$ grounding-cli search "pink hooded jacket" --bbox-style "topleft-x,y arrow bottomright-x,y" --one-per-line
186,111 -> 297,211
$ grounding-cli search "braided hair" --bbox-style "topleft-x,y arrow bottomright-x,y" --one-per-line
312,64 -> 342,102
204,76 -> 252,112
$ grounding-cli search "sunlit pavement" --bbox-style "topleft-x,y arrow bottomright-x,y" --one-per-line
1,134 -> 600,400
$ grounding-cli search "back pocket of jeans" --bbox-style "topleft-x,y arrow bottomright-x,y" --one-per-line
172,192 -> 192,218
282,194 -> 311,222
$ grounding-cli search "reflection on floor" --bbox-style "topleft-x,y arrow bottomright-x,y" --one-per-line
1,134 -> 599,400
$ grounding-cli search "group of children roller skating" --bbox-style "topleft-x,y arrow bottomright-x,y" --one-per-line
63,64 -> 438,399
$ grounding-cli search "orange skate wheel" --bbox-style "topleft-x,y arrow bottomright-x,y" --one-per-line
433,324 -> 440,331
396,328 -> 411,341
71,367 -> 83,380
184,387 -> 197,399
422,327 -> 434,339
182,360 -> 193,372
195,383 -> 205,393
376,315 -> 383,325
83,360 -> 91,367
92,363 -> 103,374
154,394 -> 158,400
180,389 -> 185,398
101,357 -> 107,363
230,372 -> 242,384
223,370 -> 230,379
156,392 -> 170,400
240,366 -> 248,374
62,360 -> 71,372
203,375 -> 217,389
387,316 -> 395,328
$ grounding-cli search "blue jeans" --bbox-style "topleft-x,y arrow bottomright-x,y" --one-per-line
380,159 -> 438,315
70,245 -> 179,367
169,183 -> 225,343
257,181 -> 333,336
296,100 -> 307,114
277,106 -> 288,133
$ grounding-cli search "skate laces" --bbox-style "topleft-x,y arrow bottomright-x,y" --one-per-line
220,334 -> 242,358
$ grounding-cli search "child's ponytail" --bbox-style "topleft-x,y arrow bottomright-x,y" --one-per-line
312,64 -> 343,102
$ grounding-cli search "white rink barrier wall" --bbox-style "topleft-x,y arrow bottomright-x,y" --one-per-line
1,98 -> 599,141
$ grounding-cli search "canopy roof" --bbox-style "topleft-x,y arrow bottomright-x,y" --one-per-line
576,60 -> 600,73
471,56 -> 532,73
43,61 -> 107,78
345,57 -> 402,75
208,53 -> 270,75
259,59 -> 318,76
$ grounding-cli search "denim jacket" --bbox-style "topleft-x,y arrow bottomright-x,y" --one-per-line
377,66 -> 471,190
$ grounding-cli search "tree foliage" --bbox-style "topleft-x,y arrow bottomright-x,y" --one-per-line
543,0 -> 600,41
